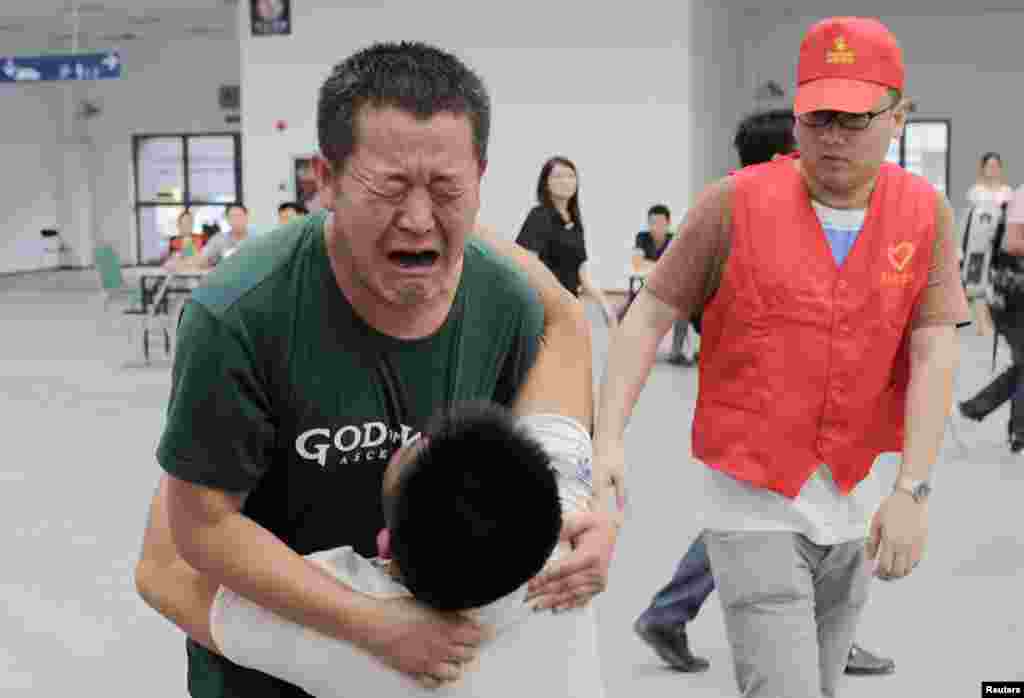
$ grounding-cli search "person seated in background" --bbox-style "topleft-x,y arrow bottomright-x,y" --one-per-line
631,204 -> 674,275
165,204 -> 250,272
161,209 -> 200,264
278,201 -> 309,226
625,204 -> 695,366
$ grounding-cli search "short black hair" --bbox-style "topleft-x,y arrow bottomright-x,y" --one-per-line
226,203 -> 248,215
733,108 -> 797,167
647,204 -> 671,220
980,152 -> 1003,168
317,41 -> 491,172
387,402 -> 561,612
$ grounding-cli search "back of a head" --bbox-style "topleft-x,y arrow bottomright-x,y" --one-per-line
733,108 -> 797,167
317,41 -> 491,171
388,402 -> 562,612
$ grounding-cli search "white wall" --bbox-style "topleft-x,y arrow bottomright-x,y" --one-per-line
735,10 -> 1024,213
0,35 -> 239,274
240,1 -> 737,290
0,85 -> 62,274
688,1 -> 745,186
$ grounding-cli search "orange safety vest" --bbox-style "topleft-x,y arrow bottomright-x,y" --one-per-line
693,157 -> 936,498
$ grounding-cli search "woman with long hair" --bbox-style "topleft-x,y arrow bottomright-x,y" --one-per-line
516,156 -> 617,327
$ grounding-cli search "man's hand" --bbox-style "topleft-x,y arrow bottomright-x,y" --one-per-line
360,596 -> 489,688
866,492 -> 928,581
525,509 -> 619,612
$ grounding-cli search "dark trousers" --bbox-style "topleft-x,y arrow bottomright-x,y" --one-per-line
962,304 -> 1024,436
638,532 -> 714,628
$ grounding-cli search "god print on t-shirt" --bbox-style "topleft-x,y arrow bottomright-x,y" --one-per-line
294,419 -> 421,470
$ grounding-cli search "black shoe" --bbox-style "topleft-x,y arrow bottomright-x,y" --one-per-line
845,643 -> 895,676
1011,434 -> 1024,453
667,354 -> 696,367
958,402 -> 986,422
633,618 -> 710,673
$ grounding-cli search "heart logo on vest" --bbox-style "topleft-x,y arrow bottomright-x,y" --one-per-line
888,242 -> 915,272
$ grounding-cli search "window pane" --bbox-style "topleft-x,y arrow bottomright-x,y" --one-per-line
137,138 -> 184,202
903,122 -> 948,195
138,206 -> 187,264
189,205 -> 229,237
188,136 -> 237,203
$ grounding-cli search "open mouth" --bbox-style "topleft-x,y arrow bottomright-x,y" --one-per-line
388,250 -> 440,269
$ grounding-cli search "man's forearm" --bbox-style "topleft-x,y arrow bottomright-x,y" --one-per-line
900,328 -> 958,482
594,291 -> 672,446
168,492 -> 380,652
137,557 -> 221,652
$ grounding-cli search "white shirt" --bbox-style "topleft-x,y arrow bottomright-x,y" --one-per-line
967,184 -> 1014,209
209,415 -> 605,697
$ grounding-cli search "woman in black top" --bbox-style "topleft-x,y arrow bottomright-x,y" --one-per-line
516,156 -> 617,327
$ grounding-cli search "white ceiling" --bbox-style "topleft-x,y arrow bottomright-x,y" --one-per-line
0,0 -> 238,46
734,1 -> 1024,18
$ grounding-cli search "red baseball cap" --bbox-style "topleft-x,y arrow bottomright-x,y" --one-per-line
794,16 -> 904,116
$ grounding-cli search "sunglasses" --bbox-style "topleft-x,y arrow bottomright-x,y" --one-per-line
797,101 -> 899,131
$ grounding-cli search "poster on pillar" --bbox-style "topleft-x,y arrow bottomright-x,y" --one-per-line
293,155 -> 321,213
251,0 -> 291,36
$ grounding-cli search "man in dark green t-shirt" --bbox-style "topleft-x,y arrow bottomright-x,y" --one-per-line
141,41 -> 620,697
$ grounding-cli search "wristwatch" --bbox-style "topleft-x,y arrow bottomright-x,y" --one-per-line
893,477 -> 932,504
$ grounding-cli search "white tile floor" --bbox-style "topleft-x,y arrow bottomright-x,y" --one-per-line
2,270 -> 1021,697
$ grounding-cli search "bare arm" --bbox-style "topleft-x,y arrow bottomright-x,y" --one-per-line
595,181 -> 727,448
1003,222 -> 1024,256
900,195 -> 964,482
594,289 -> 678,444
135,478 -> 223,652
472,225 -> 592,427
577,262 -> 618,326
163,477 -> 385,651
900,325 -> 957,484
594,179 -> 729,507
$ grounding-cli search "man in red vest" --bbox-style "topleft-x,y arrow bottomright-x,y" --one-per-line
596,16 -> 969,697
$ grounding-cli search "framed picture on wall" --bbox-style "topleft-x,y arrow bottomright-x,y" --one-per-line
251,0 -> 291,37
293,155 -> 322,212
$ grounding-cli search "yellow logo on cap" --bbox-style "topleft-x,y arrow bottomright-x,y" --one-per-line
826,37 -> 856,65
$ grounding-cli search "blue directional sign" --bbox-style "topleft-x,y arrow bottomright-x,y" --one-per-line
0,51 -> 121,83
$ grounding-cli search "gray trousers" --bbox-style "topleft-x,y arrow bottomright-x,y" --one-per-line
704,531 -> 871,698
670,319 -> 688,357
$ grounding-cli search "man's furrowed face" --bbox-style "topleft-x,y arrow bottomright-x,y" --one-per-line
316,106 -> 484,309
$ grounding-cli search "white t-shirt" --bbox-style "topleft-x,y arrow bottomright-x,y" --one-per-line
210,415 -> 605,698
697,203 -> 900,545
967,184 -> 1014,209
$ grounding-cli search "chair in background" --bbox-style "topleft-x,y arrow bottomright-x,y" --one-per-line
93,244 -> 172,363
